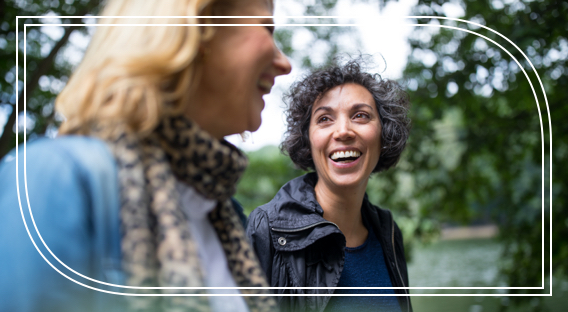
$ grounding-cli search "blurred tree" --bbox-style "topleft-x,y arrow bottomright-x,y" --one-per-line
0,0 -> 101,157
372,0 -> 566,309
235,146 -> 304,215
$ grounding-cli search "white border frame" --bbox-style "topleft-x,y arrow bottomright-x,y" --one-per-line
14,15 -> 552,297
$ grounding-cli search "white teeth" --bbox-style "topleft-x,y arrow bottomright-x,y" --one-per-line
330,150 -> 361,160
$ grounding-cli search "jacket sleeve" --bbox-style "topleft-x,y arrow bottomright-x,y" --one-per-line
246,207 -> 274,286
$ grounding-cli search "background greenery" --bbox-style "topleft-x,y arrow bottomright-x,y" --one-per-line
397,1 -> 563,308
0,0 -> 101,155
1,0 -> 564,311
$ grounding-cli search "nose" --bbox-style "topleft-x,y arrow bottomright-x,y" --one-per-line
273,46 -> 292,76
333,117 -> 355,141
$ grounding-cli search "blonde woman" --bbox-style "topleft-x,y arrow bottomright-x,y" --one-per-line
0,0 -> 290,311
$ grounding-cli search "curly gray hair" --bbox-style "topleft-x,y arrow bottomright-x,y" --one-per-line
281,58 -> 411,172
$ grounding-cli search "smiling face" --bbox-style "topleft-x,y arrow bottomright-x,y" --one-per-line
187,0 -> 292,139
309,83 -> 382,191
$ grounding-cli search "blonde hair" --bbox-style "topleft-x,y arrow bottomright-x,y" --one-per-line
56,0 -> 230,137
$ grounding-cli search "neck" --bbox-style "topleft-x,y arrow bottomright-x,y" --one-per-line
314,177 -> 369,247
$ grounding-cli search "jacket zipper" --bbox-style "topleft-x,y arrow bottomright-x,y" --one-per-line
273,219 -> 341,312
271,220 -> 339,233
273,217 -> 408,310
391,215 -> 410,312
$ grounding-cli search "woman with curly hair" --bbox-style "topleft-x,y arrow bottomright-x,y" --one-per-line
247,58 -> 412,312
0,0 -> 290,311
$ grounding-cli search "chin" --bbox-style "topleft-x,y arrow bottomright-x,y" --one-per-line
251,122 -> 262,132
330,174 -> 367,189
248,116 -> 262,132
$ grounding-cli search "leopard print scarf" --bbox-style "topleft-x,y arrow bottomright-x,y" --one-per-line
97,116 -> 276,312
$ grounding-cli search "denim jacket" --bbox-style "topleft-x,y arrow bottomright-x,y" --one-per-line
0,136 -> 127,312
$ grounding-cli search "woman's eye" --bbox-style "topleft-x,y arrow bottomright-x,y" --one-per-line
354,112 -> 370,119
317,116 -> 330,123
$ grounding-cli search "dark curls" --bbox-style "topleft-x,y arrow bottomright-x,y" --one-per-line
280,57 -> 411,173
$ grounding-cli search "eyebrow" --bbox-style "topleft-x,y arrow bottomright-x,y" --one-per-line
313,103 -> 375,115
312,106 -> 333,115
351,103 -> 376,111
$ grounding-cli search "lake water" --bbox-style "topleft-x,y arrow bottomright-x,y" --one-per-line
408,238 -> 504,291
406,238 -> 566,312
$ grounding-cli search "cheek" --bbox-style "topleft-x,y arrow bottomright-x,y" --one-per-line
371,130 -> 382,160
308,131 -> 320,157
255,38 -> 280,68
309,132 -> 329,169
377,128 -> 383,152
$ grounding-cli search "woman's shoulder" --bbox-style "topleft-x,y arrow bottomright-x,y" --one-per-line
248,173 -> 328,238
364,199 -> 393,219
23,135 -> 111,163
253,173 -> 319,214
0,135 -> 119,217
363,197 -> 405,238
0,136 -> 125,311
1,135 -> 116,178
0,134 -> 121,245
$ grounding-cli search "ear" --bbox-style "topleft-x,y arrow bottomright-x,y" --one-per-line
197,43 -> 211,62
198,5 -> 217,43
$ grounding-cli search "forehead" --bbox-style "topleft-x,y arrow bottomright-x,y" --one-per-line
312,83 -> 375,110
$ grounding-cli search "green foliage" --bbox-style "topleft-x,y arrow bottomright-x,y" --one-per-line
234,145 -> 304,215
0,0 -> 101,156
390,0 -> 566,308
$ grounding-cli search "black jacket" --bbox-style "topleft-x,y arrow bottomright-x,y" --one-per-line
246,173 -> 412,312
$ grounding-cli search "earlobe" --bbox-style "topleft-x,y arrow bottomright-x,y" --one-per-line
198,45 -> 211,62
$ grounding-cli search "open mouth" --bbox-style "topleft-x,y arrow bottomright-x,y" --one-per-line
329,150 -> 362,163
257,79 -> 274,94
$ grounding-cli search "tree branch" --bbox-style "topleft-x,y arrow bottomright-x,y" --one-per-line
0,24 -> 79,157
0,0 -> 101,158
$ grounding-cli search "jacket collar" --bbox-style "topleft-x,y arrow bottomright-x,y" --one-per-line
266,172 -> 391,228
265,172 -> 324,229
263,173 -> 396,251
